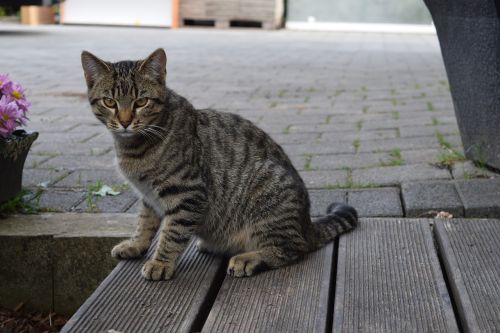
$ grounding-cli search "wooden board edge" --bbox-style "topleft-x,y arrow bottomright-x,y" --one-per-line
314,242 -> 335,333
434,220 -> 479,333
419,219 -> 460,332
180,255 -> 227,333
332,233 -> 347,332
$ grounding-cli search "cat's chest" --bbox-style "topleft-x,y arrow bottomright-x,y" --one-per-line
126,174 -> 164,217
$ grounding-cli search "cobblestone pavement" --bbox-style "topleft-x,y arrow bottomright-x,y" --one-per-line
1,24 -> 498,217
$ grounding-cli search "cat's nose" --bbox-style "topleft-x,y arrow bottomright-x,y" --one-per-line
118,111 -> 133,128
120,119 -> 132,128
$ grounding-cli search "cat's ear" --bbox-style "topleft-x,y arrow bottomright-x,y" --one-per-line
138,48 -> 167,84
81,51 -> 111,89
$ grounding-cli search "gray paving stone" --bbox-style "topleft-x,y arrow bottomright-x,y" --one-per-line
38,190 -> 86,212
74,190 -> 138,213
126,199 -> 141,213
347,187 -> 403,217
288,122 -> 358,134
23,168 -> 72,187
357,135 -> 462,153
311,152 -> 387,170
24,154 -> 53,169
319,128 -> 399,142
402,181 -> 464,217
399,125 -> 459,138
352,164 -> 451,186
34,131 -> 101,144
31,141 -> 113,157
289,155 -> 308,171
282,143 -> 354,156
451,161 -> 499,180
53,169 -> 126,188
269,132 -> 319,145
42,154 -> 115,170
455,179 -> 500,217
299,170 -> 349,189
308,189 -> 346,217
400,148 -> 444,165
4,25 -> 488,213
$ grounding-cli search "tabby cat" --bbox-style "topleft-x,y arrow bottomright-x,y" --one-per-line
81,48 -> 358,280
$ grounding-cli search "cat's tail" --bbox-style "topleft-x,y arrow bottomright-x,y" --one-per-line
310,202 -> 358,249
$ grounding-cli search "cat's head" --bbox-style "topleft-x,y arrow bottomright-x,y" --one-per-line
81,49 -> 167,138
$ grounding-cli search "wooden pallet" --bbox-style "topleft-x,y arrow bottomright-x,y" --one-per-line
183,18 -> 279,29
180,0 -> 283,29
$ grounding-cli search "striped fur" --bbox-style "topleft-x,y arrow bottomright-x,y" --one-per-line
81,49 -> 358,280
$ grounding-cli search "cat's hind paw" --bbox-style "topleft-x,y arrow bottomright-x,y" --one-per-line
227,253 -> 267,278
111,239 -> 146,259
141,259 -> 175,280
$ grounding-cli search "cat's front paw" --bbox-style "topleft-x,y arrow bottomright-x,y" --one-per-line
141,259 -> 175,280
111,239 -> 146,259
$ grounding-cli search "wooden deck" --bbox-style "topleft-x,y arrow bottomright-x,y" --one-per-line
61,218 -> 500,333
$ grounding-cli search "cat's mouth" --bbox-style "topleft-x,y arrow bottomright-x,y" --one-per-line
114,129 -> 137,138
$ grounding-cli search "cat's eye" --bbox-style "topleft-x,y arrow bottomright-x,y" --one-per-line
102,98 -> 116,108
135,98 -> 149,108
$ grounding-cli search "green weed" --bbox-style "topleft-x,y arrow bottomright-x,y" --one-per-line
381,148 -> 404,166
304,155 -> 313,171
356,120 -> 363,131
0,189 -> 43,216
352,139 -> 361,153
426,101 -> 435,112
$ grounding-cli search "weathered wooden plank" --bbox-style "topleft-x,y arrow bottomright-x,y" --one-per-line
202,243 -> 334,333
334,218 -> 459,332
435,219 -> 500,332
61,240 -> 225,333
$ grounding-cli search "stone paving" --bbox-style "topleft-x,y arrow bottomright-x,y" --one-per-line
1,23 -> 498,217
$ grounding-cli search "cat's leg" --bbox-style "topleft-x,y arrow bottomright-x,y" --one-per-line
111,202 -> 160,259
142,205 -> 205,280
227,246 -> 302,277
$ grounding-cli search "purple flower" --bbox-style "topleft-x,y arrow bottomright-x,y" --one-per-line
0,74 -> 10,90
0,95 -> 27,138
0,74 -> 31,137
1,79 -> 31,114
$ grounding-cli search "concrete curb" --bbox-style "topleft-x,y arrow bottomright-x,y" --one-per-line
0,213 -> 135,315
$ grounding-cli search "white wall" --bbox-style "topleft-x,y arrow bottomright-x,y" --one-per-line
287,0 -> 432,25
63,0 -> 172,27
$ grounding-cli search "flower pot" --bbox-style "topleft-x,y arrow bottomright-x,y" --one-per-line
0,130 -> 38,203
423,0 -> 500,169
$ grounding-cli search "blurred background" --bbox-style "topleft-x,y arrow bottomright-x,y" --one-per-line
0,0 -> 432,30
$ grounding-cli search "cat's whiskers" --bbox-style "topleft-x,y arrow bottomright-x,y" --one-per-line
145,124 -> 167,132
143,126 -> 167,142
137,128 -> 155,145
